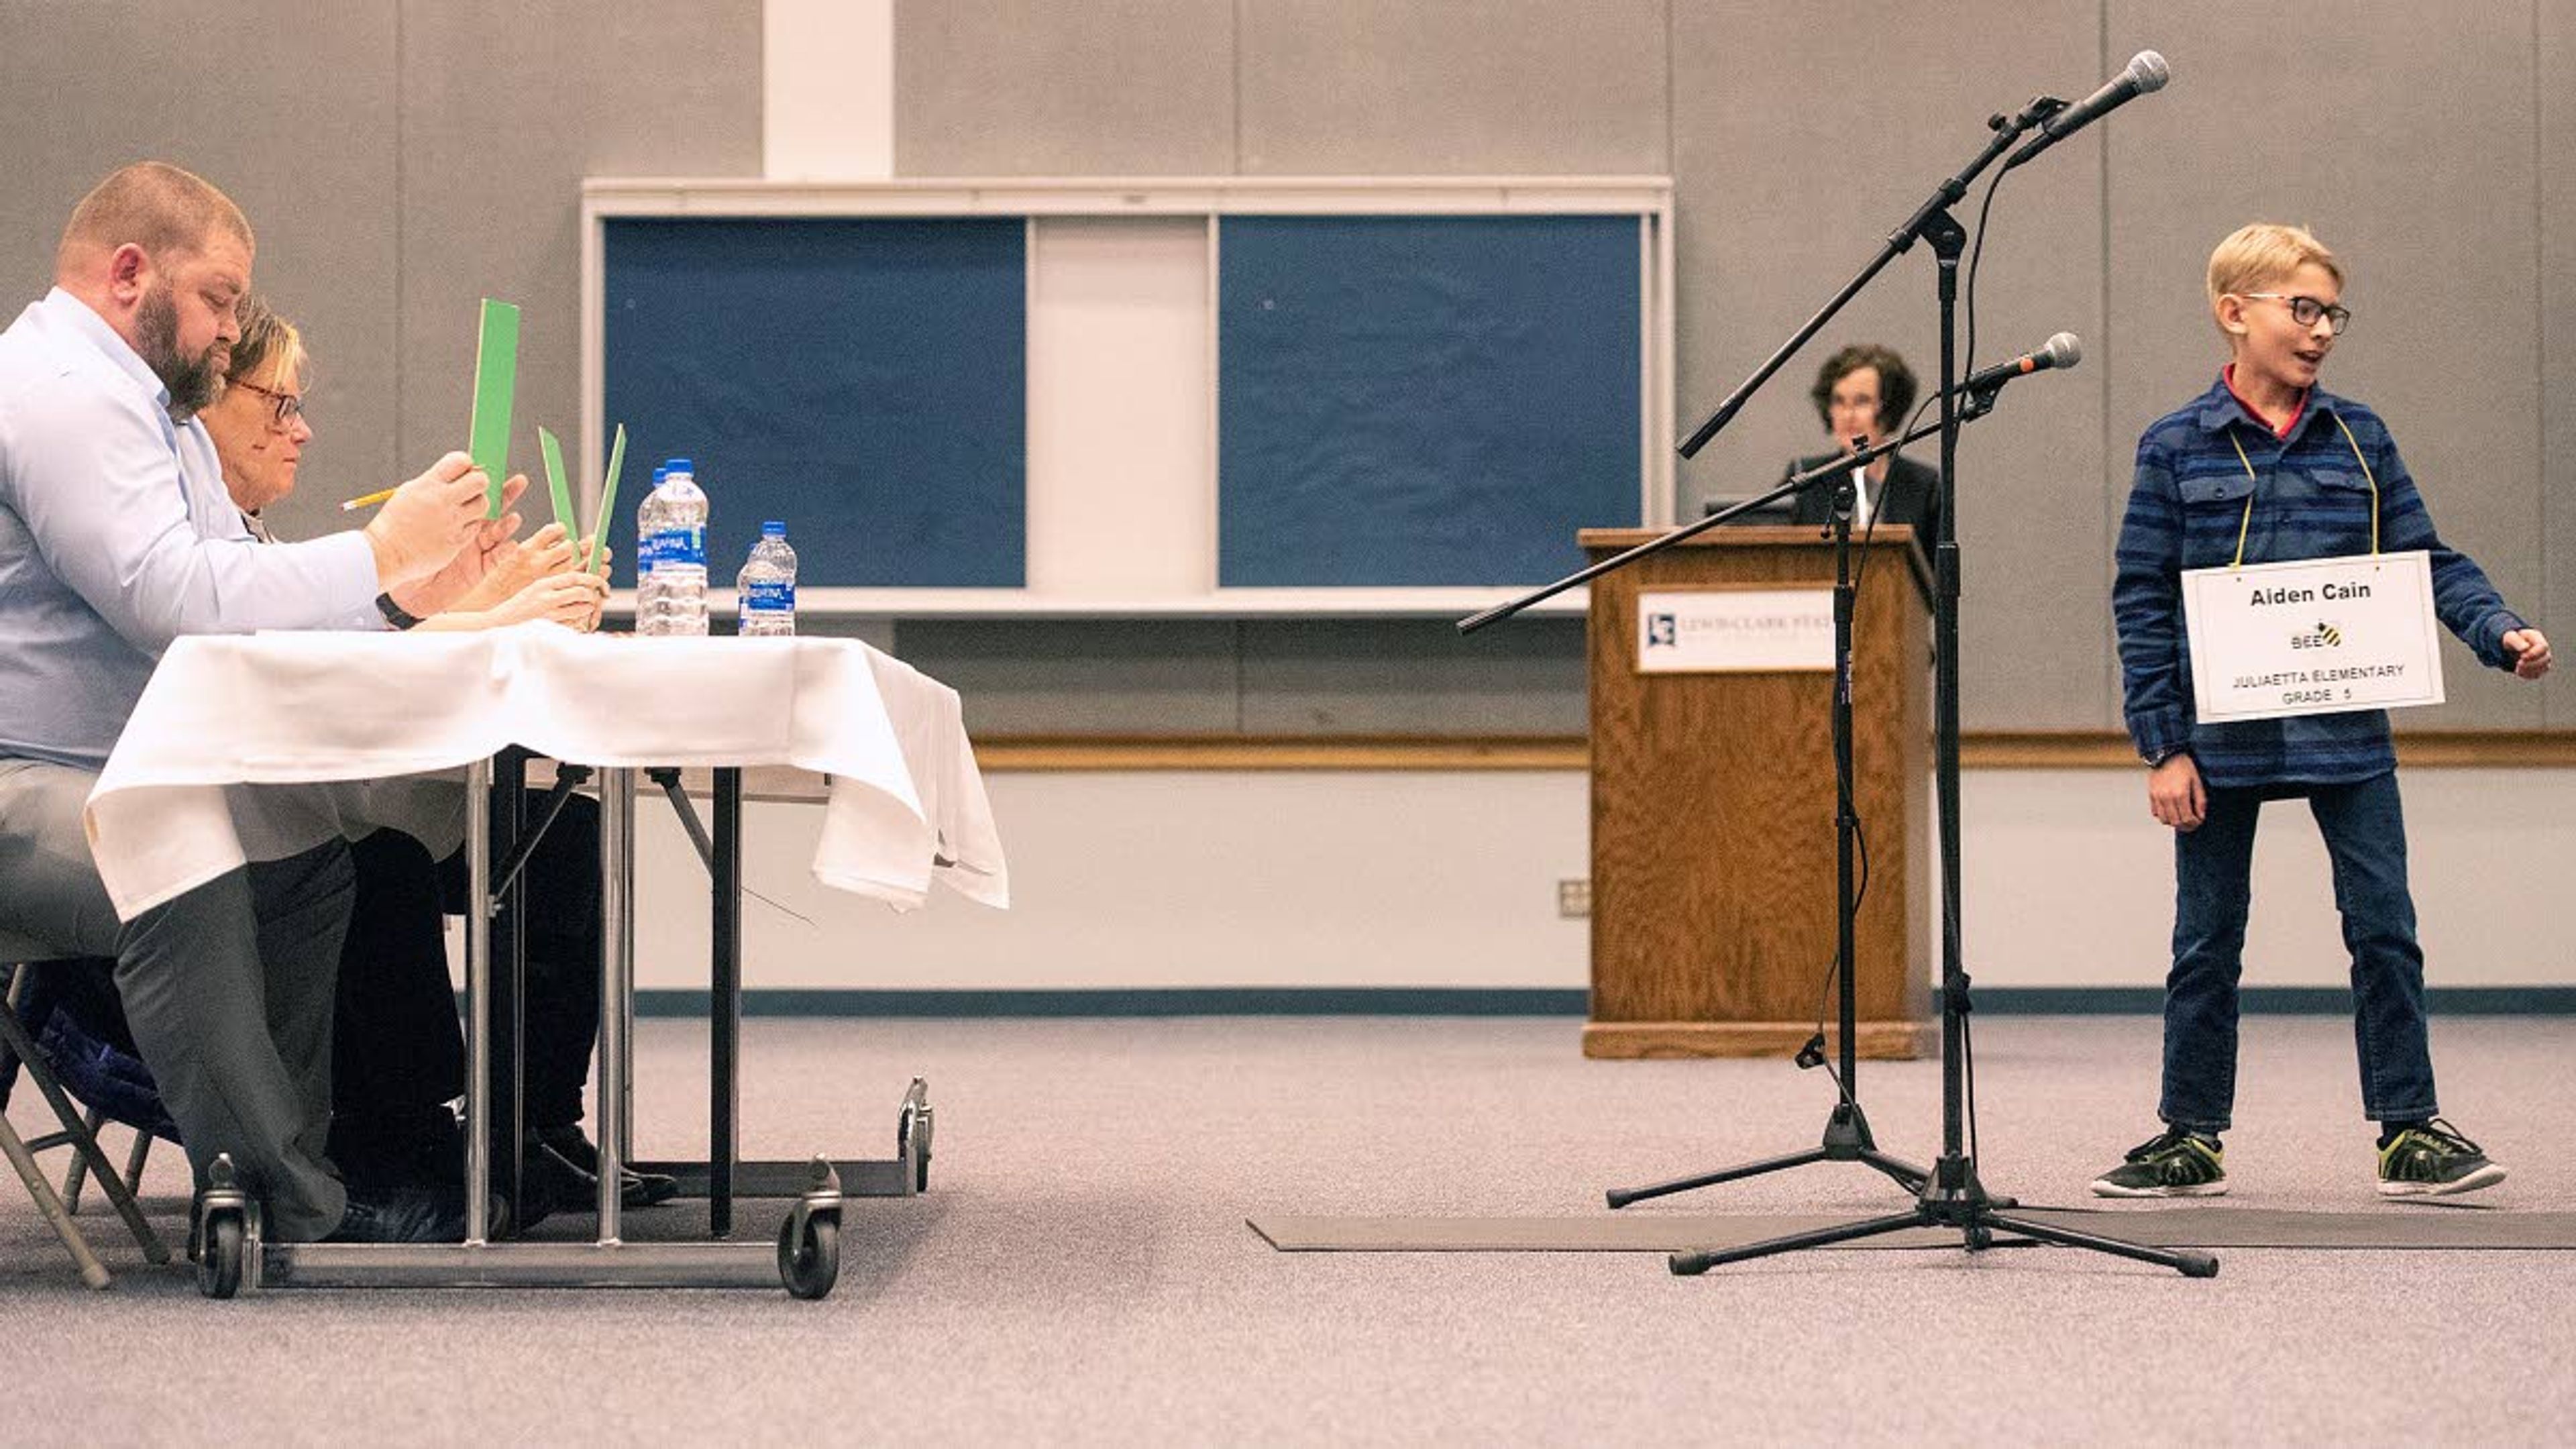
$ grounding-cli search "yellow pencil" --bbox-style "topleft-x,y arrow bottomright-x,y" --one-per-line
338,486 -> 399,512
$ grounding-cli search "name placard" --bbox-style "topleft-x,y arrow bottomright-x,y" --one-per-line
2180,550 -> 2444,723
1638,587 -> 1833,674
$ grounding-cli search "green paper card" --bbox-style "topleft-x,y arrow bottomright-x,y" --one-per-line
537,427 -> 575,539
468,299 -> 520,520
586,423 -> 627,577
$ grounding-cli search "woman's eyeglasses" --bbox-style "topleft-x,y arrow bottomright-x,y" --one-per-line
229,379 -> 305,428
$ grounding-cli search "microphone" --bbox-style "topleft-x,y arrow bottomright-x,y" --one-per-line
1957,333 -> 2082,394
2006,51 -> 2169,167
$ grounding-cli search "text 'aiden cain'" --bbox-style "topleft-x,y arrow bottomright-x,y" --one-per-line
2247,582 -> 2371,606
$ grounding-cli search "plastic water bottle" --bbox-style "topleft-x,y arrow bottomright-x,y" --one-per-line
632,464 -> 668,629
635,458 -> 708,636
735,521 -> 798,637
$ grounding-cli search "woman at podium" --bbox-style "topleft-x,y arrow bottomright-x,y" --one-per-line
1784,343 -> 1941,538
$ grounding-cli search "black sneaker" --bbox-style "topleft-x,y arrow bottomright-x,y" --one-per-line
2377,1119 -> 2506,1197
325,1183 -> 469,1243
534,1124 -> 682,1208
2090,1128 -> 2228,1197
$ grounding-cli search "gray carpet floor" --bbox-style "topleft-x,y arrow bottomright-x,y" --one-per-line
7,1013 -> 2575,1444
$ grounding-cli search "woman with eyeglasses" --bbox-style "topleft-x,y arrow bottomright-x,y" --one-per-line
1788,342 -> 1940,539
199,299 -> 607,631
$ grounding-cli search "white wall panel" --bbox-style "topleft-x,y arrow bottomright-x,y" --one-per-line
611,768 -> 2576,994
1026,217 -> 1216,596
631,771 -> 1591,991
764,0 -> 894,180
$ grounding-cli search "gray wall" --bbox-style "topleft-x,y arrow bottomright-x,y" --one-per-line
896,0 -> 2576,735
0,0 -> 761,571
7,1 -> 2569,735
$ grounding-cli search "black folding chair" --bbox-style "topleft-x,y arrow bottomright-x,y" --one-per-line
1,941 -> 172,1288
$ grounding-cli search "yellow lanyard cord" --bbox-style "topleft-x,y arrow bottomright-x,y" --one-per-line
2225,414 -> 2381,570
2226,431 -> 2258,570
2332,415 -> 2383,557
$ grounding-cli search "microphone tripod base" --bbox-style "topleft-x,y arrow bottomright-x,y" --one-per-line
1605,1102 -> 1928,1210
1666,1157 -> 2218,1279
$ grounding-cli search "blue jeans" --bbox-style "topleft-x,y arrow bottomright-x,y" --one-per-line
2161,770 -> 2438,1134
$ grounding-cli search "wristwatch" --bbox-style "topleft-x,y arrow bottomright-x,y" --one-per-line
2143,744 -> 2188,767
375,592 -> 425,631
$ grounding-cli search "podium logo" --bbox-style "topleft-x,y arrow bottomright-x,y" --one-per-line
1636,588 -> 1834,673
2291,619 -> 2344,651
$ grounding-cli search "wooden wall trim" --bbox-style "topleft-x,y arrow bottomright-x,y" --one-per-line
1959,731 -> 2576,769
970,731 -> 2576,772
975,735 -> 1589,771
570,733 -> 2576,794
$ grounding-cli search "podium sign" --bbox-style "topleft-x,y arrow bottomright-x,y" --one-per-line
2181,550 -> 2443,724
1636,587 -> 1833,673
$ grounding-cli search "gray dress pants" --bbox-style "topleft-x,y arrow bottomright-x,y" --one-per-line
0,759 -> 352,1240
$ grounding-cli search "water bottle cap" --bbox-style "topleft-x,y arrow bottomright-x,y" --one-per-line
762,521 -> 786,537
666,458 -> 694,473
652,466 -> 667,481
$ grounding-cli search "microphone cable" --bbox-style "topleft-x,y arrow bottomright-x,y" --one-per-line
1799,800 -> 1872,1112
1949,156 -> 2017,1174
1801,127 -> 2025,1159
1859,150 -> 2019,1173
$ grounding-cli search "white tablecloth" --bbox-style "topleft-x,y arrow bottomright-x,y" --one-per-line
83,625 -> 1009,921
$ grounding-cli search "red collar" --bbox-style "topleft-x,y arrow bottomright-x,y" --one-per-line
2222,363 -> 2306,440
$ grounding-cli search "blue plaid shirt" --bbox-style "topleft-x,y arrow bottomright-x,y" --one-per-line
2113,374 -> 2525,788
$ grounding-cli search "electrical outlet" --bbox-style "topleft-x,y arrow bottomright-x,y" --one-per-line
1558,878 -> 1591,918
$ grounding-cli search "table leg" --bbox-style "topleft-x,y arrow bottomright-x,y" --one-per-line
463,759 -> 492,1244
597,767 -> 631,1242
492,750 -> 528,1230
711,766 -> 741,1237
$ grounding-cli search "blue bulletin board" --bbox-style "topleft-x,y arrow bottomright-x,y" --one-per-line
600,215 -> 1027,588
588,182 -> 1666,606
1216,215 -> 1644,587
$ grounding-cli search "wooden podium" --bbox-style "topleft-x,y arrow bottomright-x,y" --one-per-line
1582,526 -> 1934,1059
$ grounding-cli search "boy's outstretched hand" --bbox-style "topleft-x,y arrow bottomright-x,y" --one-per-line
2149,753 -> 2206,832
2504,627 -> 2553,680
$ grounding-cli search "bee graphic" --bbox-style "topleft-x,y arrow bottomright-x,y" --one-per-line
2314,620 -> 2343,647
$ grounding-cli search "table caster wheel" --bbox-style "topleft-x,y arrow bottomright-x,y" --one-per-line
195,1153 -> 255,1299
198,1212 -> 245,1299
898,1103 -> 933,1192
1966,1224 -> 1994,1252
777,1212 -> 840,1299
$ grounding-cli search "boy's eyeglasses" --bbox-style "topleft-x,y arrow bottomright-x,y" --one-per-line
229,379 -> 305,429
2240,292 -> 2351,336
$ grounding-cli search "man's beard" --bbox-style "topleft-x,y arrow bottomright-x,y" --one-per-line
134,280 -> 226,417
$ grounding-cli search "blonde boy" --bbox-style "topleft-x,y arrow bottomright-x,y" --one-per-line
2097,223 -> 2549,1198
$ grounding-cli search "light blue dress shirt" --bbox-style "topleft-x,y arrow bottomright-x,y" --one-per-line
0,288 -> 381,767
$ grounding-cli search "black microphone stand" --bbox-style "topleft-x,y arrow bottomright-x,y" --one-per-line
1464,97 -> 2216,1279
1604,447 -> 1928,1208
1491,413 -> 1955,1211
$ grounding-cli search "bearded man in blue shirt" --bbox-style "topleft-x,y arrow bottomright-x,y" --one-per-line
2094,223 -> 2551,1201
0,162 -> 527,1243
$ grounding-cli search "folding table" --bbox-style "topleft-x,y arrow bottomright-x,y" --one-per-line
85,627 -> 1008,1297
